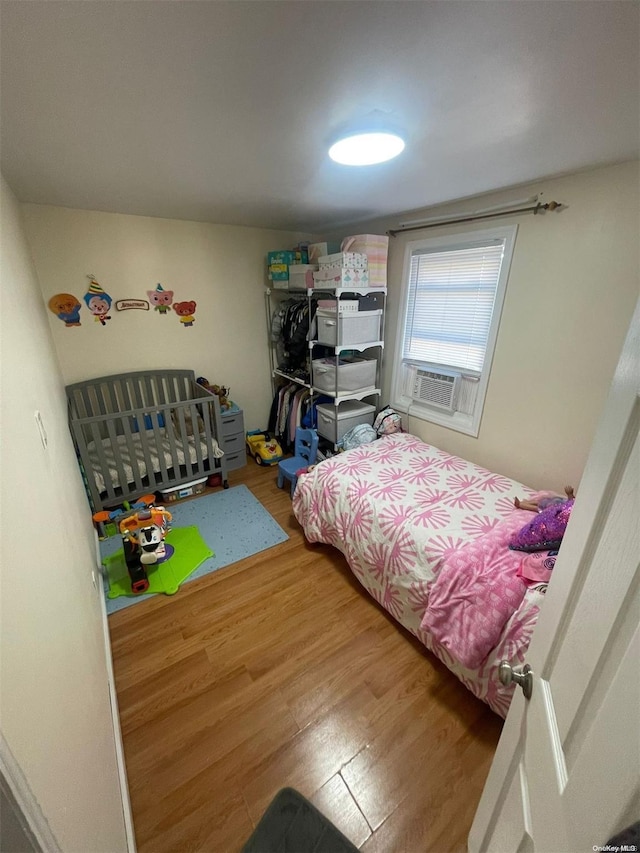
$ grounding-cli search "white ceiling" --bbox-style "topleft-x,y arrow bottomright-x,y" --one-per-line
1,1 -> 638,232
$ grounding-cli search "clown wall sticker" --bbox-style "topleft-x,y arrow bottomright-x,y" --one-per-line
48,293 -> 82,327
147,283 -> 174,314
84,276 -> 113,325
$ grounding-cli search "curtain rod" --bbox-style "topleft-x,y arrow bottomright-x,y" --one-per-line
387,201 -> 562,237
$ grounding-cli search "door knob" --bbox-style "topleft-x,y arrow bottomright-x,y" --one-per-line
499,661 -> 534,700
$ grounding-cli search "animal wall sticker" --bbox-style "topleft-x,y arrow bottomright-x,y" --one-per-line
48,293 -> 82,327
147,283 -> 174,314
83,276 -> 113,326
173,301 -> 197,327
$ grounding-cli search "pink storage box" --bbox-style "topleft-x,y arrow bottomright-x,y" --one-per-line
318,252 -> 367,270
312,267 -> 369,289
341,234 -> 389,288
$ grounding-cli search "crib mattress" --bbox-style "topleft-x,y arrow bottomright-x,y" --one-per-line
87,430 -> 223,494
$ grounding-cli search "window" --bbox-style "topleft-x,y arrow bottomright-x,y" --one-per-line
392,225 -> 517,436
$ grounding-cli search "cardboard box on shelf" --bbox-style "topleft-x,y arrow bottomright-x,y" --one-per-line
312,267 -> 370,288
318,252 -> 367,270
288,264 -> 317,290
308,242 -> 341,263
340,235 -> 389,288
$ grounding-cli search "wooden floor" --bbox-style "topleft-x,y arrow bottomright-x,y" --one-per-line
108,461 -> 503,853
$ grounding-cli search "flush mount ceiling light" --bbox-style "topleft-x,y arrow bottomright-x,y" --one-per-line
328,130 -> 406,166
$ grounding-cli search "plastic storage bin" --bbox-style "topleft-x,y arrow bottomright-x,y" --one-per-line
159,477 -> 208,502
312,356 -> 377,394
316,401 -> 376,443
317,299 -> 359,312
316,309 -> 382,347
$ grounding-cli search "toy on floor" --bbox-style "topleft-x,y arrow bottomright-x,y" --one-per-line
246,430 -> 283,466
514,486 -> 575,513
92,494 -> 156,539
118,506 -> 173,594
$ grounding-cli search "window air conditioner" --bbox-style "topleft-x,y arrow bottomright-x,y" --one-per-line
412,368 -> 461,412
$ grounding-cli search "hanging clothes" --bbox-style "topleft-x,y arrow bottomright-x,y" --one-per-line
268,382 -> 313,452
271,295 -> 324,378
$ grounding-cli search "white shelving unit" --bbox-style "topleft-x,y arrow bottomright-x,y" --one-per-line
265,284 -> 387,447
308,286 -> 386,446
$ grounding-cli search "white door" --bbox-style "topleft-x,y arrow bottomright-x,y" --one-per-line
469,299 -> 640,853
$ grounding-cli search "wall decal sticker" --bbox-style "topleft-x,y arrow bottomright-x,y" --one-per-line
173,300 -> 197,327
48,293 -> 82,327
116,299 -> 149,311
147,283 -> 174,314
84,276 -> 113,326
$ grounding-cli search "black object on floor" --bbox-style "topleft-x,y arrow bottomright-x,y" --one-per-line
242,787 -> 360,853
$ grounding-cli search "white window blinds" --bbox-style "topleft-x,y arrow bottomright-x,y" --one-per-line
402,239 -> 506,373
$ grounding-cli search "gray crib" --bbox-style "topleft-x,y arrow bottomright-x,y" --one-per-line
66,369 -> 229,511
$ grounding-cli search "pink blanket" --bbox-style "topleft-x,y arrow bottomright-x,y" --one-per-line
293,433 -> 546,716
420,517 -> 529,669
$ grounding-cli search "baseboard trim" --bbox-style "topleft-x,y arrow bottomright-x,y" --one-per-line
96,531 -> 137,853
0,734 -> 61,853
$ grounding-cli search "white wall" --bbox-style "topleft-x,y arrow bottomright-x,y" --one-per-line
327,161 -> 640,490
0,177 -> 127,851
20,162 -> 639,491
21,205 -> 311,432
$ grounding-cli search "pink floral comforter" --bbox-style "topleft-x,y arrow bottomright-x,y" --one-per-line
292,432 -> 546,717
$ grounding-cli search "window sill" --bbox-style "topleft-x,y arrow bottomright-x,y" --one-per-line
394,397 -> 480,438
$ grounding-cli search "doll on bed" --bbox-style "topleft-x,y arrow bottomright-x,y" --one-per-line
514,486 -> 575,513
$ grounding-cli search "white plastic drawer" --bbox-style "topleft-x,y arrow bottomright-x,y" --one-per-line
312,357 -> 377,394
316,401 -> 376,443
317,310 -> 381,347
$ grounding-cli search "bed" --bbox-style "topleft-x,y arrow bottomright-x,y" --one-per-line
292,432 -> 548,717
66,369 -> 228,512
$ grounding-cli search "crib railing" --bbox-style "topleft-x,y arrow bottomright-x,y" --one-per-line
67,369 -> 201,422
